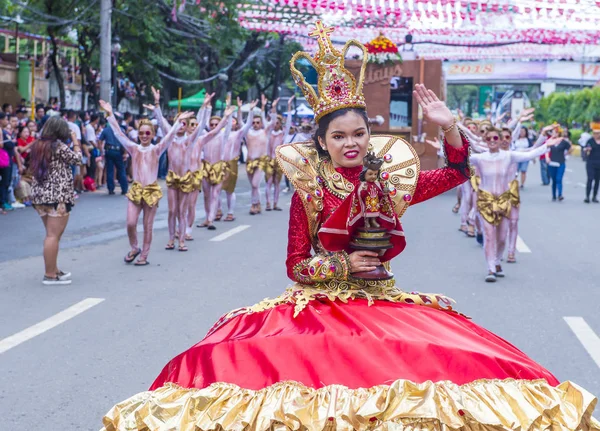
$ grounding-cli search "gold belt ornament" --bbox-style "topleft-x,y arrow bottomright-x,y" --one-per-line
205,160 -> 230,185
476,182 -> 518,226
470,175 -> 481,192
508,179 -> 520,207
126,181 -> 163,207
246,155 -> 269,175
166,170 -> 195,193
191,169 -> 204,191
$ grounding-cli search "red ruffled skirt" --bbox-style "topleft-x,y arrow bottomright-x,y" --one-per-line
102,296 -> 599,431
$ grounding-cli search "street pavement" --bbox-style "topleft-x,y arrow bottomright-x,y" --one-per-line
0,156 -> 599,430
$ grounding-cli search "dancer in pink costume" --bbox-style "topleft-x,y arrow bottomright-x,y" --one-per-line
219,97 -> 258,222
196,103 -> 237,230
149,90 -> 208,251
470,127 -> 559,283
265,96 -> 294,211
99,99 -> 193,265
246,94 -> 277,215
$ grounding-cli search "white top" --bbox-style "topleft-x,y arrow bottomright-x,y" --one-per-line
579,132 -> 592,146
67,121 -> 81,140
513,137 -> 530,151
85,124 -> 97,144
470,146 -> 549,196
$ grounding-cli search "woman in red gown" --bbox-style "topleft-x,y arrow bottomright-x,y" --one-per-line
102,24 -> 598,431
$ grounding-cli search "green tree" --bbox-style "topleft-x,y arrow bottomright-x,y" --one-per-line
569,88 -> 592,125
584,87 -> 600,124
447,85 -> 478,116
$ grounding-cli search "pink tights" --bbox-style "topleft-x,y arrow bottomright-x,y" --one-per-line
202,180 -> 224,223
482,218 -> 509,273
507,205 -> 519,256
186,189 -> 200,234
167,187 -> 189,245
248,169 -> 263,205
126,200 -> 158,260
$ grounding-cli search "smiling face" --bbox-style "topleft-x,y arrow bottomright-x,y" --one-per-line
232,118 -> 239,131
485,129 -> 501,152
19,127 -> 30,140
138,124 -> 154,146
500,130 -> 511,150
467,123 -> 478,134
318,111 -> 370,169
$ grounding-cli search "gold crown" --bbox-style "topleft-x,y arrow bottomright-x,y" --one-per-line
290,21 -> 368,123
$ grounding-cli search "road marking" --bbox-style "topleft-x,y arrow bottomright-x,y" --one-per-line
564,317 -> 600,369
0,298 -> 105,354
577,182 -> 586,188
516,235 -> 531,253
210,225 -> 251,242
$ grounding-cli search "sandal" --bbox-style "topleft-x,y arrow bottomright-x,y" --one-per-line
124,248 -> 141,263
197,221 -> 209,228
165,242 -> 175,250
507,254 -> 517,263
452,203 -> 460,214
458,226 -> 468,234
185,234 -> 194,241
273,206 -> 283,211
178,245 -> 188,252
467,225 -> 475,237
224,214 -> 236,222
215,210 -> 223,221
249,204 -> 257,215
266,204 -> 272,211
208,225 -> 216,230
134,259 -> 149,266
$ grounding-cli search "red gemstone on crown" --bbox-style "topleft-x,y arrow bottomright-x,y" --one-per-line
384,153 -> 393,162
380,171 -> 390,180
301,157 -> 309,164
315,189 -> 322,197
309,266 -> 316,275
403,194 -> 412,202
306,194 -> 312,202
329,264 -> 336,272
389,187 -> 397,197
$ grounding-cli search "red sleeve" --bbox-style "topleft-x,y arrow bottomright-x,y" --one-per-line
286,192 -> 313,281
286,192 -> 350,284
411,133 -> 470,205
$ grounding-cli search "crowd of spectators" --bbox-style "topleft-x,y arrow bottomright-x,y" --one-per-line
0,99 -> 173,215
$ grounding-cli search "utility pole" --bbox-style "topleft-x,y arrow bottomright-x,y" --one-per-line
99,0 -> 112,103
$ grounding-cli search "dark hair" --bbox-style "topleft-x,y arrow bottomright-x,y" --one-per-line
312,108 -> 369,158
2,103 -> 11,111
36,104 -> 45,112
0,112 -> 6,120
90,113 -> 99,123
124,111 -> 133,120
519,126 -> 529,137
17,124 -> 29,139
67,109 -> 77,120
29,116 -> 72,182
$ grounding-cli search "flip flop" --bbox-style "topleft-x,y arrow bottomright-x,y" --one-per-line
224,214 -> 235,221
124,248 -> 141,264
185,235 -> 194,241
134,259 -> 149,266
197,222 -> 209,228
215,210 -> 223,221
273,206 -> 283,211
178,245 -> 188,252
452,203 -> 460,213
165,243 -> 175,250
207,225 -> 216,230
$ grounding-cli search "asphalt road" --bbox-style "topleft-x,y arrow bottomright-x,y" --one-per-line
0,156 -> 598,430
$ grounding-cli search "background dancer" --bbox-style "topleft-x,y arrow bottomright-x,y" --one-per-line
470,127 -> 558,282
584,119 -> 600,203
100,99 -> 192,265
219,97 -> 257,222
246,94 -> 277,215
197,104 -> 236,230
265,96 -> 293,211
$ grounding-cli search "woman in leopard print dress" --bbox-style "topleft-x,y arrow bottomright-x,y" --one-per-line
30,116 -> 82,286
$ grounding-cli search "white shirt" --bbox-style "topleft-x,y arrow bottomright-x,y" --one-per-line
579,132 -> 591,147
513,137 -> 530,151
67,121 -> 81,140
85,124 -> 97,144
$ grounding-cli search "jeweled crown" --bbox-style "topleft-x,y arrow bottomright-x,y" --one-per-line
363,151 -> 384,171
290,21 -> 368,123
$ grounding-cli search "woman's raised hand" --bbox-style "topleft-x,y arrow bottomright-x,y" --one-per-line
151,86 -> 160,104
413,84 -> 454,129
99,100 -> 113,117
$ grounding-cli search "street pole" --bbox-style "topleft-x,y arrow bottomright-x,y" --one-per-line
99,0 -> 112,104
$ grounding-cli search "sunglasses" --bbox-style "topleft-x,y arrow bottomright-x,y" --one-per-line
181,122 -> 188,127
486,136 -> 500,142
252,121 -> 261,125
502,134 -> 511,139
139,131 -> 152,137
479,129 -> 487,133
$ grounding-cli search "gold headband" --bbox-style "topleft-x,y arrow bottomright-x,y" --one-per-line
591,122 -> 600,132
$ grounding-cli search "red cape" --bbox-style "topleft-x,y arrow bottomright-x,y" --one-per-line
318,182 -> 406,262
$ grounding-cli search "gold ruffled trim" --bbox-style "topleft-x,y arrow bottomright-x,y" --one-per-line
219,284 -> 464,327
101,379 -> 599,431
